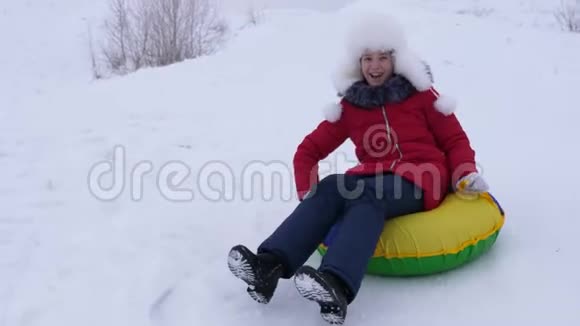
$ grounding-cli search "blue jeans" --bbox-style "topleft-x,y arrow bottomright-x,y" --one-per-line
258,173 -> 424,302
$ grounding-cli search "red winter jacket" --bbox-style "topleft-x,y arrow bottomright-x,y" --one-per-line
293,88 -> 477,211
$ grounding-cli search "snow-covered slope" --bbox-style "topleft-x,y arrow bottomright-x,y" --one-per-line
2,0 -> 580,325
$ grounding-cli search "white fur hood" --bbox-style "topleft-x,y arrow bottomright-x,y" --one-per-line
323,12 -> 456,122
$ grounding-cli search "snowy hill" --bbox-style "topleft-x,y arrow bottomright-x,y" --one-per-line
2,0 -> 580,325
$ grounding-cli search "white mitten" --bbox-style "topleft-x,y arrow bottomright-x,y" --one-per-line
455,172 -> 489,194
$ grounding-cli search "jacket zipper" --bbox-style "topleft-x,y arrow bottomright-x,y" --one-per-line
381,106 -> 403,169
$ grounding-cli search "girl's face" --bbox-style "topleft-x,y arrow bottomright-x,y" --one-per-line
360,50 -> 394,86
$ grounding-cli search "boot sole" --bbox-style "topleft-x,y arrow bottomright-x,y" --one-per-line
294,266 -> 347,325
227,245 -> 272,304
227,245 -> 257,285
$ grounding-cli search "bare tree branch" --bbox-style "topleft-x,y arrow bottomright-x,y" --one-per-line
555,0 -> 580,32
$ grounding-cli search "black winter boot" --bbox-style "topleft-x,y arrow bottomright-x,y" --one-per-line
294,266 -> 350,325
227,244 -> 285,304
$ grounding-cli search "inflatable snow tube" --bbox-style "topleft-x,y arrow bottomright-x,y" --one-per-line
317,192 -> 505,276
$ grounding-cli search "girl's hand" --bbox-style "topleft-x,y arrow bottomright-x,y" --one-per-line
455,172 -> 489,194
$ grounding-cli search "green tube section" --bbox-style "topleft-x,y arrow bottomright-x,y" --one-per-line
317,229 -> 502,277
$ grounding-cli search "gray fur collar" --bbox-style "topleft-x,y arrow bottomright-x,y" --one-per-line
343,74 -> 417,109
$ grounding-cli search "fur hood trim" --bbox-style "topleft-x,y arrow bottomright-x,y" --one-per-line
323,12 -> 457,122
332,12 -> 433,95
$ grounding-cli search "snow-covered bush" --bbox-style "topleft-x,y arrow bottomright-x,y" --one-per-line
245,2 -> 265,27
555,0 -> 580,32
93,0 -> 228,77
